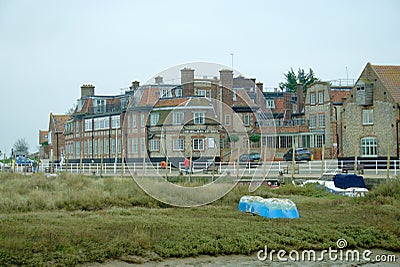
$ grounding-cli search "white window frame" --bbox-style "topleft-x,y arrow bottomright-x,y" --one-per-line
196,89 -> 207,97
361,137 -> 377,156
175,88 -> 182,97
150,139 -> 159,151
172,112 -> 184,125
150,113 -> 159,126
318,113 -> 325,128
193,112 -> 205,124
161,88 -> 172,98
232,91 -> 237,101
140,114 -> 145,127
362,109 -> 373,125
132,115 -> 137,128
111,115 -> 120,129
318,91 -> 324,104
309,115 -> 316,129
84,119 -> 92,131
193,138 -> 204,151
132,138 -> 138,154
315,135 -> 324,148
244,114 -> 250,126
266,99 -> 275,109
173,138 -> 184,151
225,114 -> 231,126
310,93 -> 316,105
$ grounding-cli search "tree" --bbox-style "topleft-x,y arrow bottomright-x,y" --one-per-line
279,68 -> 320,93
13,138 -> 29,157
249,134 -> 261,143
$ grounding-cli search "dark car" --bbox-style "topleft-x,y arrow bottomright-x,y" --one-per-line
239,153 -> 262,166
283,148 -> 312,161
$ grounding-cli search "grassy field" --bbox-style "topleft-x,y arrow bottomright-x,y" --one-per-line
0,172 -> 399,266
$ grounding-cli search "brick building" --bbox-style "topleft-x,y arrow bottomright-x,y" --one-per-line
41,113 -> 70,162
341,63 -> 400,159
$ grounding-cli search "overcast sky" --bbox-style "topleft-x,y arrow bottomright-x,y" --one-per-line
0,0 -> 399,155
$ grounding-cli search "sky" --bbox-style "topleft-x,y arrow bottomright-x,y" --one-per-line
0,0 -> 399,155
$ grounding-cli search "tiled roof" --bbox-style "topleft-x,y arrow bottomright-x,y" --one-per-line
331,90 -> 351,103
155,98 -> 188,108
51,114 -> 70,133
372,64 -> 400,103
137,87 -> 160,107
233,89 -> 258,108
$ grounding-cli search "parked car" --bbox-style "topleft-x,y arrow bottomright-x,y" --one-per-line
283,148 -> 312,161
239,153 -> 262,166
15,156 -> 34,166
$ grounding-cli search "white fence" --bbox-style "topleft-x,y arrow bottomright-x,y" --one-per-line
6,159 -> 400,177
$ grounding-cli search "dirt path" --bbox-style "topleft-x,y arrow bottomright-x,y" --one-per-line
86,250 -> 399,267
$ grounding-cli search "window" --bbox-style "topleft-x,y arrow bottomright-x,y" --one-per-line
150,113 -> 159,126
132,138 -> 138,154
361,137 -> 377,156
310,93 -> 316,105
309,115 -> 316,129
315,135 -> 324,148
225,114 -> 231,126
175,88 -> 182,97
117,139 -> 121,154
104,139 -> 109,154
75,142 -> 81,157
193,138 -> 204,151
140,137 -> 145,153
243,114 -> 250,126
83,141 -> 88,155
161,88 -> 172,98
150,139 -> 159,151
132,115 -> 137,128
75,121 -> 80,133
232,91 -> 237,101
111,115 -> 120,129
362,109 -> 373,125
318,91 -> 324,104
173,138 -> 184,151
94,117 -> 110,130
196,89 -> 207,97
111,139 -> 115,154
318,113 -> 325,128
172,112 -> 184,124
85,119 -> 92,131
140,114 -> 145,127
193,112 -> 205,124
266,99 -> 275,109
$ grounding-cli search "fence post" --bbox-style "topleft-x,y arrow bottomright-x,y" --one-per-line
169,162 -> 172,174
248,161 -> 251,174
219,161 -> 222,173
96,163 -> 99,174
76,163 -> 78,173
278,161 -> 281,172
395,160 -> 397,176
376,160 -> 378,175
105,163 -> 107,174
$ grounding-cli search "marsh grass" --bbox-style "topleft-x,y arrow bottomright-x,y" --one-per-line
0,173 -> 399,266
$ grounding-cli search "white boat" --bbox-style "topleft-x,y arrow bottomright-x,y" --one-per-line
302,173 -> 368,197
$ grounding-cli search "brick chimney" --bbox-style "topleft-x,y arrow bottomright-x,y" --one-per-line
180,68 -> 194,96
155,76 -> 163,84
130,81 -> 140,91
219,69 -> 233,107
296,83 -> 304,113
81,84 -> 95,98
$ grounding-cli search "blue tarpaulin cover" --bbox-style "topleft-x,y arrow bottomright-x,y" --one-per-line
238,196 -> 300,219
333,174 -> 366,189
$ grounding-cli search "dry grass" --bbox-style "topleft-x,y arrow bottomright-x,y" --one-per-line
0,173 -> 399,266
